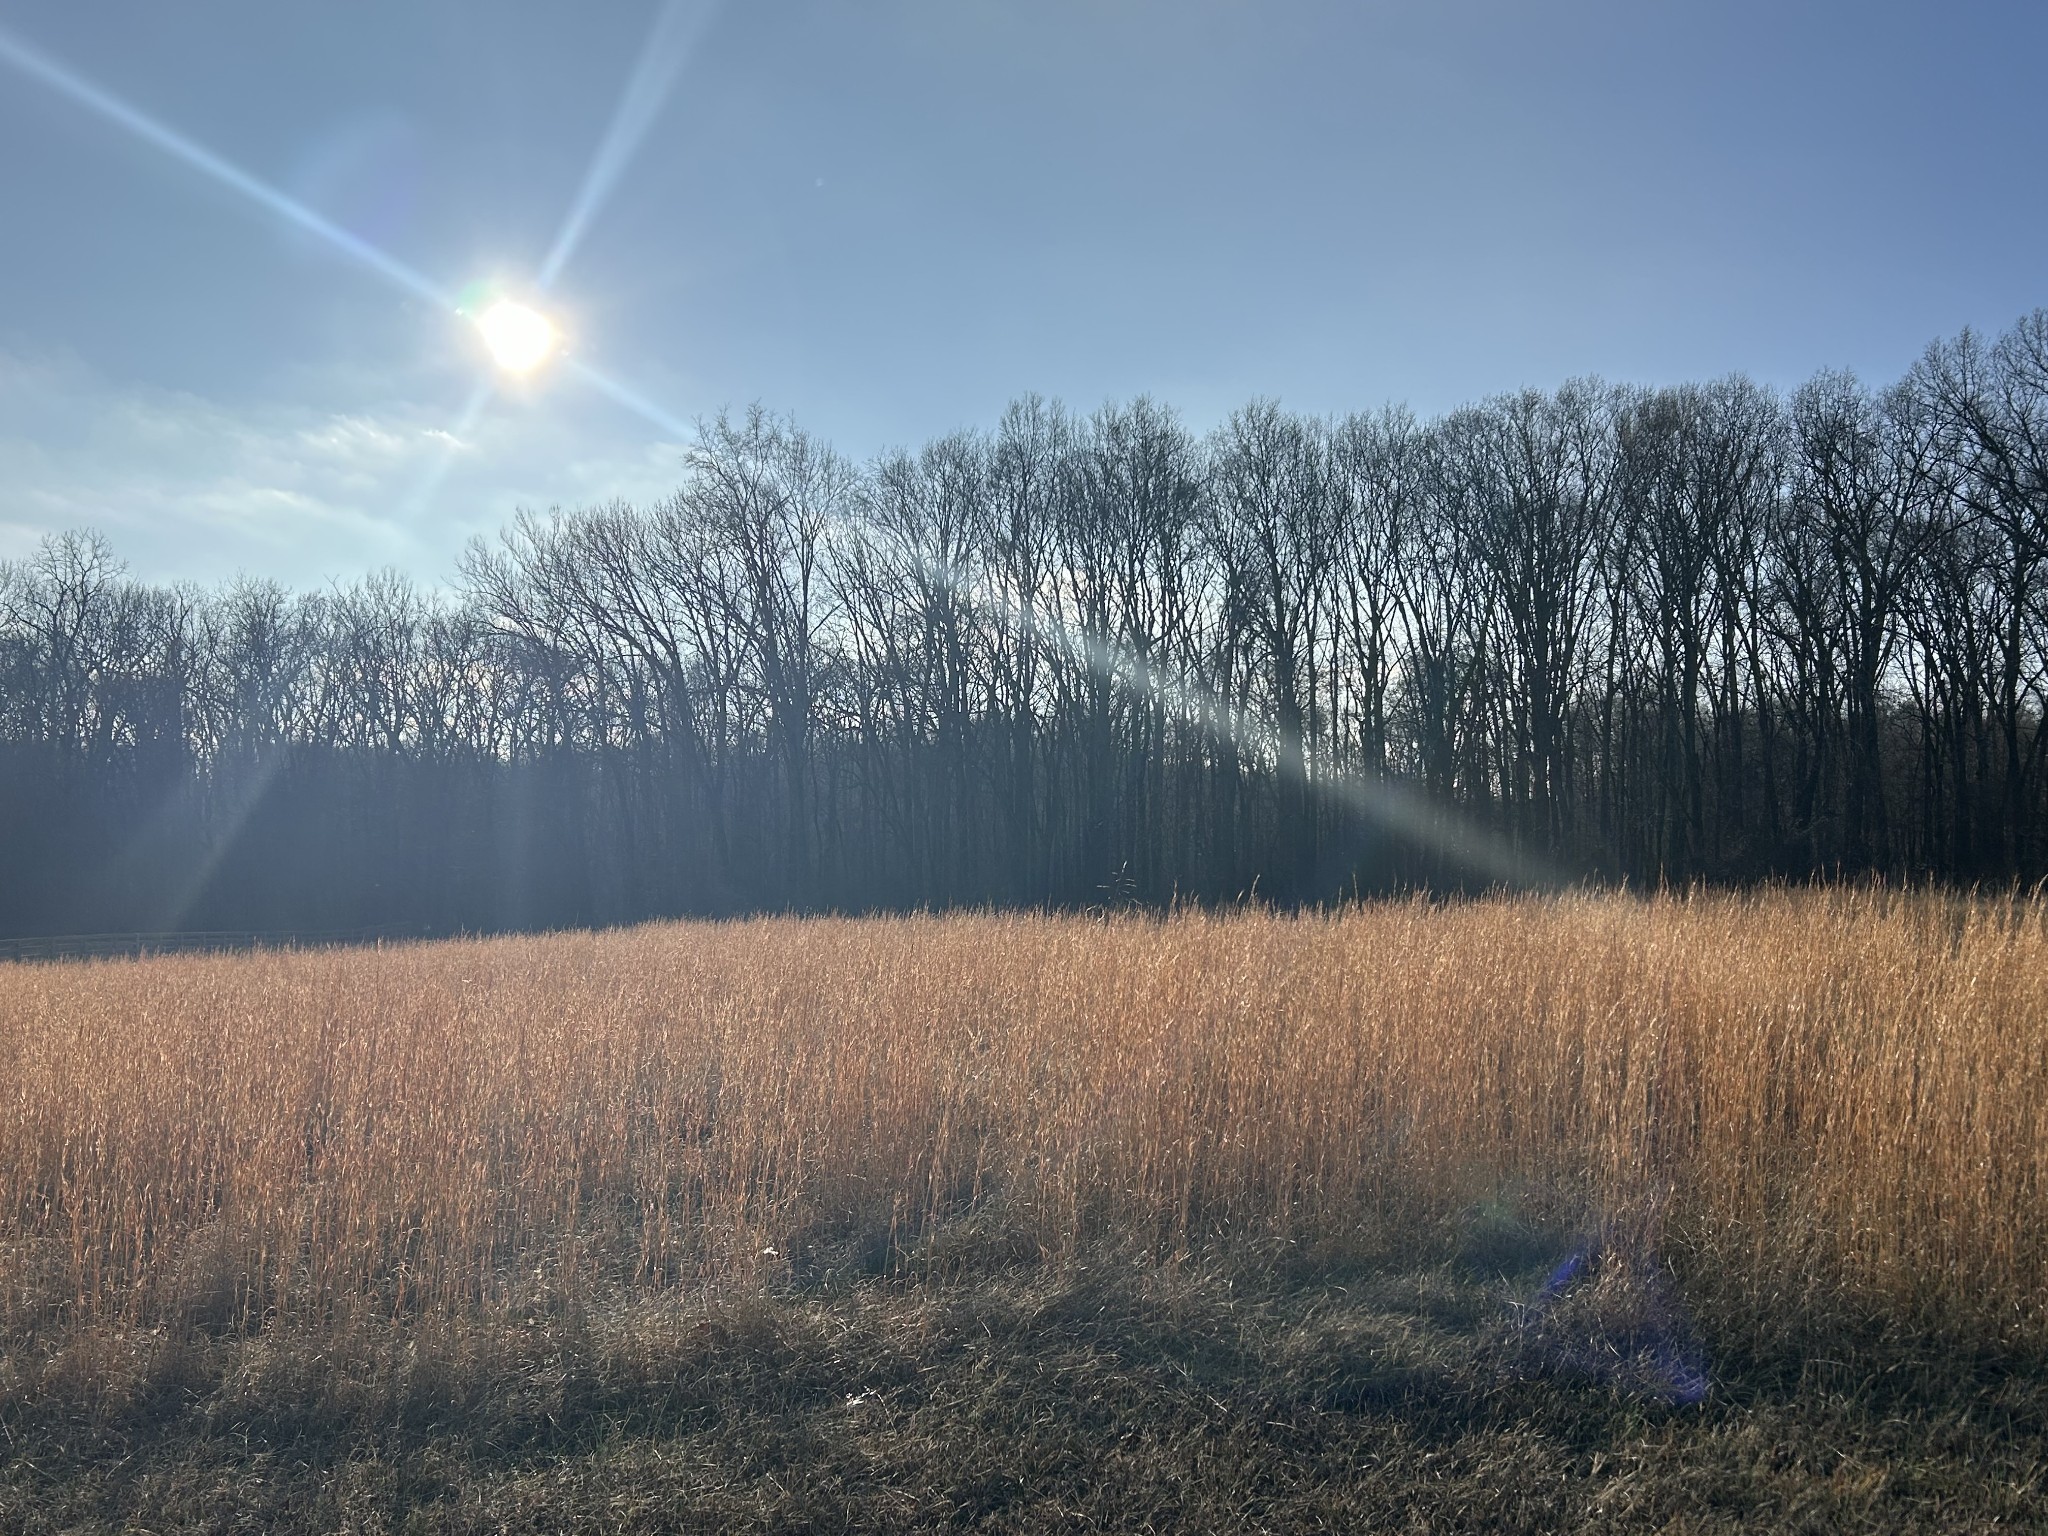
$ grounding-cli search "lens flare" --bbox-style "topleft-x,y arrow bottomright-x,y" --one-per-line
2,23 -> 701,460
476,299 -> 558,375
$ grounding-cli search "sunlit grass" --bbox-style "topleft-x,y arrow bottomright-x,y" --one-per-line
1,890 -> 2042,1359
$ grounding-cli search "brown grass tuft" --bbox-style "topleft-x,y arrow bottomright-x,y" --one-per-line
2,890 -> 2043,1364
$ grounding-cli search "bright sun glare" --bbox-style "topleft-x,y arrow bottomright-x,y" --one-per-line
476,299 -> 558,375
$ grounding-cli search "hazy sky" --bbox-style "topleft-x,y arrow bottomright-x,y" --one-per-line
1,0 -> 2043,588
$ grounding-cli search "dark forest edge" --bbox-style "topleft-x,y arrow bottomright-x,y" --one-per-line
3,312 -> 2045,937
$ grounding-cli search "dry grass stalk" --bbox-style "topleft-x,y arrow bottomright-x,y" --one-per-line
0,890 -> 2041,1356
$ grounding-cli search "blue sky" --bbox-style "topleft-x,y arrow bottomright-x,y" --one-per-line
1,0 -> 2042,588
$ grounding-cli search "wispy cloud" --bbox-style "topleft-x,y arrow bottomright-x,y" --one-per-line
0,350 -> 691,589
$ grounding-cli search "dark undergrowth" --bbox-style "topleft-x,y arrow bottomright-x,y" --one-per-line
3,1233 -> 2043,1535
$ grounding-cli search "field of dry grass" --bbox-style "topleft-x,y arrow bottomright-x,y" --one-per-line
3,891 -> 2046,1531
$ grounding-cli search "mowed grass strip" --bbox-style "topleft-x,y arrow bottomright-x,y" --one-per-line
6,1260 -> 2044,1534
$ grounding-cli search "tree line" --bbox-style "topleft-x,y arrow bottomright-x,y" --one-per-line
3,313 -> 2045,937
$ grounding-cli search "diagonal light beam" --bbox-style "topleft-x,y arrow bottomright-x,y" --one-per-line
415,0 -> 715,507
564,357 -> 693,441
0,24 -> 455,311
3,21 -> 704,484
902,546 -> 1557,891
148,748 -> 289,935
537,0 -> 719,292
1039,602 -> 1556,891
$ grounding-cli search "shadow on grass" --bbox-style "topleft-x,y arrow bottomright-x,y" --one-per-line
4,1231 -> 2045,1534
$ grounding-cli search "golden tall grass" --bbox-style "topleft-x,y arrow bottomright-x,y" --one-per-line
1,891 -> 2043,1353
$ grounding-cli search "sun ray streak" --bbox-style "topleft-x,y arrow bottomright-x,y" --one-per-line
564,358 -> 693,441
149,749 -> 288,934
537,0 -> 719,291
0,24 -> 455,311
4,18 -> 724,510
903,550 -> 1556,891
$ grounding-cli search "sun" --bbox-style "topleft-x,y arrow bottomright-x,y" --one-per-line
475,298 -> 558,375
